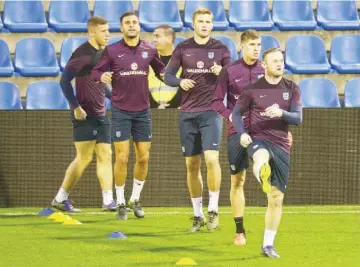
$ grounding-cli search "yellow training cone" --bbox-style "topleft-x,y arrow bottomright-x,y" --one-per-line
176,258 -> 197,265
54,214 -> 71,223
63,219 -> 82,225
48,212 -> 63,220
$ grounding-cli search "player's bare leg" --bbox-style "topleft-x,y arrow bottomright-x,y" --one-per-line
204,150 -> 221,231
230,171 -> 246,245
52,141 -> 96,212
252,149 -> 271,193
128,141 -> 151,218
186,155 -> 206,232
95,143 -> 115,211
262,186 -> 284,258
114,140 -> 130,220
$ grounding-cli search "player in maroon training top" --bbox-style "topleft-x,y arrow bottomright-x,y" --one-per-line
212,30 -> 264,245
232,48 -> 303,258
165,8 -> 232,232
91,12 -> 166,221
52,16 -> 115,213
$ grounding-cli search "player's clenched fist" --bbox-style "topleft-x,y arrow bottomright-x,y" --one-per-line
240,133 -> 252,148
210,62 -> 222,76
74,106 -> 87,121
180,79 -> 196,91
100,72 -> 113,84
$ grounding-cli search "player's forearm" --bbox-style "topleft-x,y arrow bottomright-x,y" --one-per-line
105,84 -> 112,99
164,71 -> 181,87
211,99 -> 232,119
60,70 -> 79,109
231,105 -> 246,134
281,110 -> 302,125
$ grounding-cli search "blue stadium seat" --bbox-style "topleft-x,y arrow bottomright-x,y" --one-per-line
330,35 -> 360,74
344,79 -> 360,107
272,0 -> 317,30
94,0 -> 134,32
299,78 -> 340,108
106,98 -> 112,110
213,35 -> 238,61
0,82 -> 22,110
229,0 -> 273,31
60,37 -> 88,71
285,35 -> 330,74
108,37 -> 122,45
184,0 -> 229,31
14,38 -> 60,77
0,16 -> 3,31
26,81 -> 69,110
3,0 -> 47,33
260,35 -> 281,60
0,39 -> 14,77
317,0 -> 360,30
139,0 -> 183,32
48,1 -> 90,32
174,36 -> 185,47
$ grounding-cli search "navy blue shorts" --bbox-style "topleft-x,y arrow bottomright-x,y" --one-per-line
179,110 -> 223,157
111,107 -> 152,142
248,139 -> 290,193
227,133 -> 249,175
71,113 -> 111,144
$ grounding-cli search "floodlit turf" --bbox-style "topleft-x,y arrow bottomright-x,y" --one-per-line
0,206 -> 359,267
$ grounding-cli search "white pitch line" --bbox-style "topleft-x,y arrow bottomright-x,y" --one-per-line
1,210 -> 359,216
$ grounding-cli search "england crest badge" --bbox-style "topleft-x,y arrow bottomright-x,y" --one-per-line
283,92 -> 290,100
141,51 -> 148,59
208,52 -> 214,59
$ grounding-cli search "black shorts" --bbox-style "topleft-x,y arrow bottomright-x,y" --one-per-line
71,113 -> 111,144
227,133 -> 249,175
179,110 -> 223,157
111,107 -> 152,142
248,139 -> 290,193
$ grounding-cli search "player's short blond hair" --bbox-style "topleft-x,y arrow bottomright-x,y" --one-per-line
87,16 -> 108,28
262,48 -> 282,62
240,30 -> 261,44
192,8 -> 214,22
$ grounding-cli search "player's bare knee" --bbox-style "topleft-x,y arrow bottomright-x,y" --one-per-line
231,172 -> 246,189
95,146 -> 112,163
204,152 -> 219,170
267,189 -> 284,208
116,152 -> 129,165
136,152 -> 149,164
75,152 -> 93,165
185,157 -> 201,174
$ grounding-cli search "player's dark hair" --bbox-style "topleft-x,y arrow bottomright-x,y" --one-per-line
87,16 -> 108,28
120,11 -> 138,24
192,8 -> 214,22
240,30 -> 260,44
155,25 -> 176,44
262,48 -> 282,62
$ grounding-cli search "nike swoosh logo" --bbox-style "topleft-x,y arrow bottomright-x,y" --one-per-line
235,79 -> 242,83
118,54 -> 125,58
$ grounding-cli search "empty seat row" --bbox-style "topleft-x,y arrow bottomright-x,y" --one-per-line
0,81 -> 112,110
1,34 -> 360,77
1,0 -> 359,33
1,78 -> 359,110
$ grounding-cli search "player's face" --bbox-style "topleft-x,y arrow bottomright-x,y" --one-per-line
241,38 -> 261,61
263,51 -> 284,77
153,29 -> 172,51
93,24 -> 110,47
121,15 -> 140,38
193,14 -> 213,38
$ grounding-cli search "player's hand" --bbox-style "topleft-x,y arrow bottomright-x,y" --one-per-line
100,72 -> 113,84
240,133 -> 252,148
158,103 -> 170,109
180,79 -> 196,91
228,113 -> 232,122
288,131 -> 293,149
210,62 -> 222,76
74,106 -> 87,121
265,104 -> 283,118
159,73 -> 165,79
